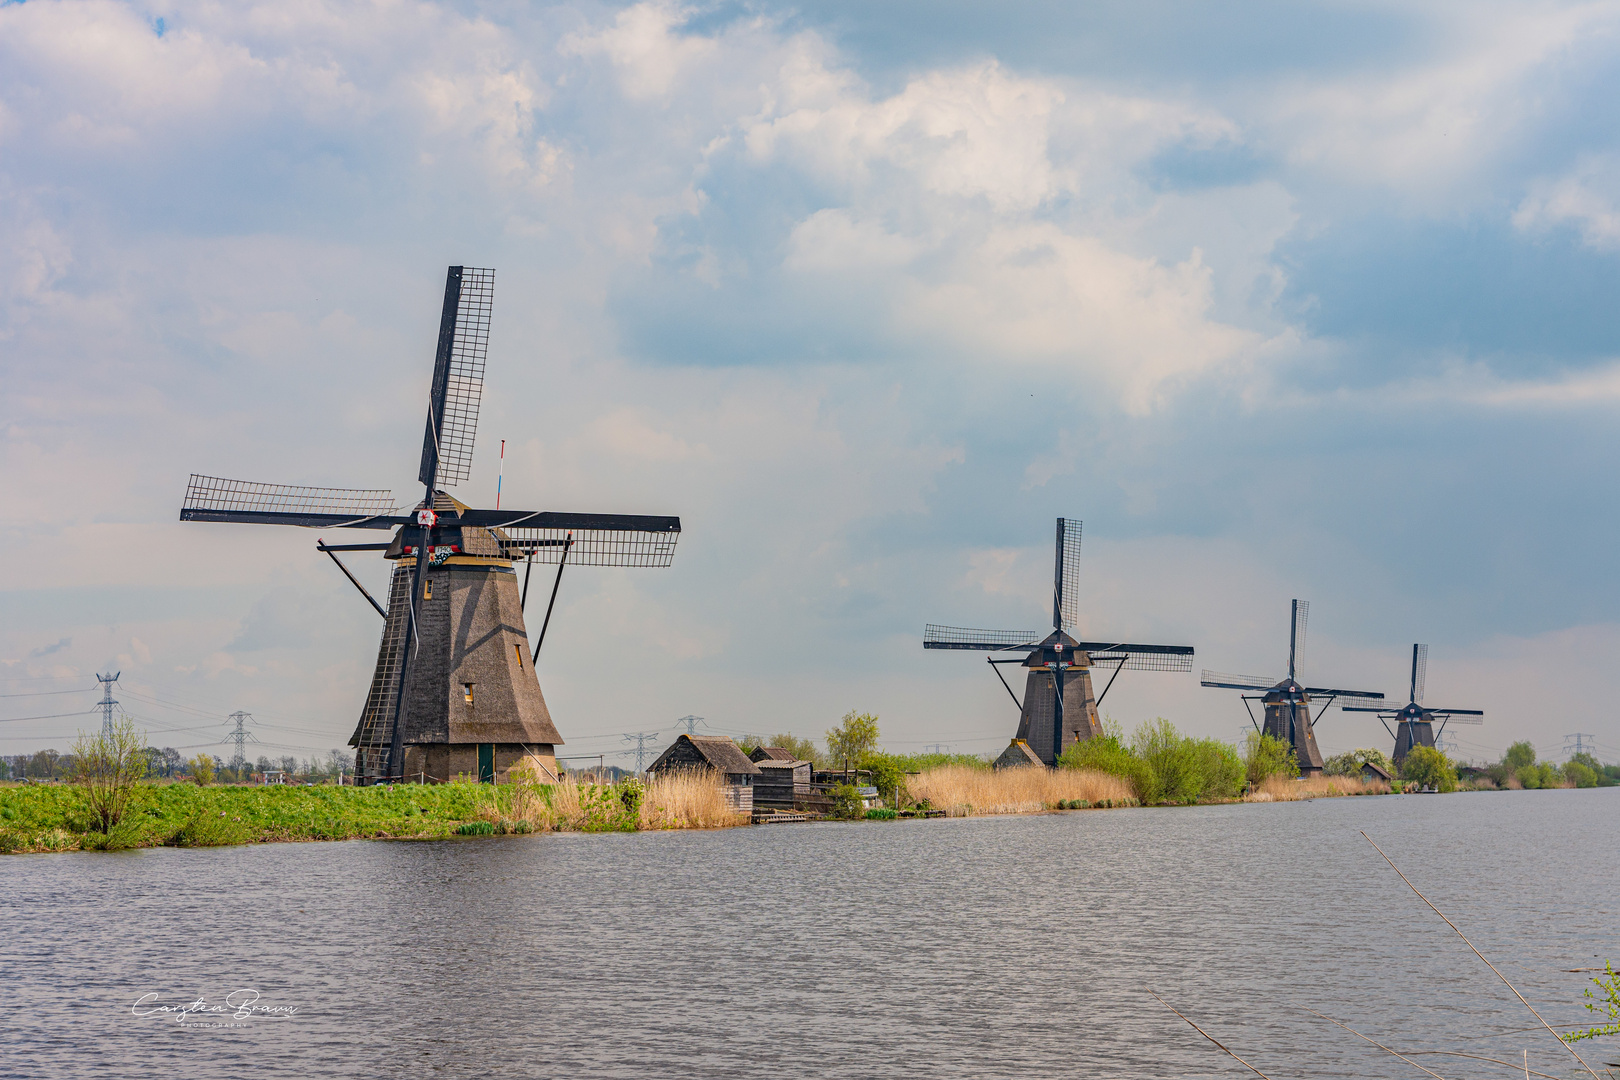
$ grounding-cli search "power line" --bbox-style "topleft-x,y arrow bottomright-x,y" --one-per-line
0,709 -> 99,724
0,685 -> 94,699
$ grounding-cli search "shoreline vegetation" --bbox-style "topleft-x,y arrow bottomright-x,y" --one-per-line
2,716 -> 1612,856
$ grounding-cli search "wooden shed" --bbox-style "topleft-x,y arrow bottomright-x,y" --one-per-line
748,745 -> 799,763
752,758 -> 813,809
1360,759 -> 1392,784
647,734 -> 762,786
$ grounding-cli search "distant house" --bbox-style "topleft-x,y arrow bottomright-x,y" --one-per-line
1360,759 -> 1392,783
994,739 -> 1045,770
262,771 -> 287,785
648,735 -> 762,786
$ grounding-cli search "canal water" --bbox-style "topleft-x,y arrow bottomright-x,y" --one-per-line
3,788 -> 1615,1078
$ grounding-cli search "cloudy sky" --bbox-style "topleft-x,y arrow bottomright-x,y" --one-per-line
4,0 -> 1620,767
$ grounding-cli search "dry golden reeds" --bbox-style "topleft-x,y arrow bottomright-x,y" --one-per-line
479,769 -> 747,832
908,765 -> 1135,816
1243,774 -> 1386,801
638,769 -> 748,830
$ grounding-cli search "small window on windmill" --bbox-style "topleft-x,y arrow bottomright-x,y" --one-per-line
424,579 -> 433,600
463,683 -> 474,707
513,643 -> 523,669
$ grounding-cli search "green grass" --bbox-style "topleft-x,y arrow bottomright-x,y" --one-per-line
0,780 -> 490,853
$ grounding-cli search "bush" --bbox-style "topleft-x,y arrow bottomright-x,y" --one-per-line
828,783 -> 864,820
456,820 -> 496,836
1504,741 -> 1536,770
1191,738 -> 1245,800
863,808 -> 897,820
189,754 -> 215,786
1401,746 -> 1458,792
1324,747 -> 1393,778
1564,761 -> 1598,788
1058,729 -> 1149,793
616,778 -> 645,816
1131,719 -> 1205,803
71,719 -> 147,833
859,752 -> 907,808
1244,732 -> 1297,788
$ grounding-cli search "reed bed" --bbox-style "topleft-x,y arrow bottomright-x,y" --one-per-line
1244,774 -> 1387,802
481,770 -> 747,832
638,770 -> 749,830
909,765 -> 1136,816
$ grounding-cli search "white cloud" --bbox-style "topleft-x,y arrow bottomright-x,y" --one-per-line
1262,2 -> 1620,198
1514,154 -> 1620,249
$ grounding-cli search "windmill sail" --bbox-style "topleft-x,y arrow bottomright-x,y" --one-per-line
180,474 -> 398,527
1201,670 -> 1280,691
923,624 -> 1044,650
419,265 -> 494,489
495,514 -> 681,568
1084,644 -> 1194,671
1412,643 -> 1428,703
1054,518 -> 1083,631
1289,599 -> 1309,678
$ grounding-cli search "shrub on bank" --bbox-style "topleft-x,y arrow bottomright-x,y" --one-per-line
1399,745 -> 1458,793
1243,732 -> 1298,788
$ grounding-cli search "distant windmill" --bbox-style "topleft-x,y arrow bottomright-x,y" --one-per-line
180,266 -> 682,784
1341,644 -> 1482,766
924,518 -> 1194,766
1201,600 -> 1383,773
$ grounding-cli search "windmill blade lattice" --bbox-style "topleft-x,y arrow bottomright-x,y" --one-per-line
1088,648 -> 1193,672
1200,670 -> 1278,690
183,474 -> 397,522
923,624 -> 1045,650
1055,518 -> 1083,631
1293,599 -> 1309,670
498,524 -> 679,568
1412,643 -> 1428,704
420,266 -> 494,488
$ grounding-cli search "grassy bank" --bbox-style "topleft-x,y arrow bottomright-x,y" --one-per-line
0,772 -> 748,854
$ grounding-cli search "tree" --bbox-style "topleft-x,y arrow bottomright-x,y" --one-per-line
1324,747 -> 1392,777
1401,745 -> 1457,792
189,754 -> 215,786
767,733 -> 823,767
1504,741 -> 1536,770
1243,731 -> 1297,787
826,711 -> 880,767
1564,760 -> 1598,788
72,719 -> 148,833
27,749 -> 60,780
159,747 -> 184,777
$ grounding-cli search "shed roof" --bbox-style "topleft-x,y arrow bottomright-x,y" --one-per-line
654,734 -> 761,775
1360,759 -> 1392,780
749,745 -> 799,762
755,758 -> 811,771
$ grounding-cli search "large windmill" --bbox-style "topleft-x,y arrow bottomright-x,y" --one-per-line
924,518 -> 1194,766
1200,600 -> 1383,773
180,266 -> 681,784
1341,644 -> 1482,766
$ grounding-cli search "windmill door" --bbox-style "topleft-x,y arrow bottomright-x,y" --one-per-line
478,744 -> 495,784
